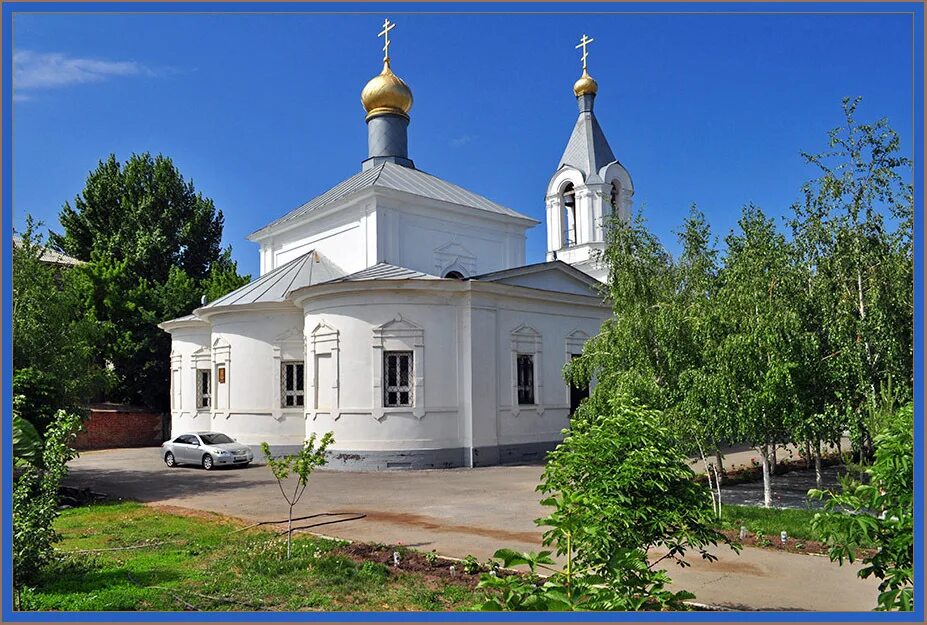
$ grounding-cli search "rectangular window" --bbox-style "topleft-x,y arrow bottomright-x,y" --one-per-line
281,361 -> 305,407
196,369 -> 211,409
383,351 -> 413,407
516,354 -> 535,405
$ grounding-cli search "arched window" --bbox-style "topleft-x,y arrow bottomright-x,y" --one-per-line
609,181 -> 621,215
561,182 -> 577,246
444,270 -> 464,280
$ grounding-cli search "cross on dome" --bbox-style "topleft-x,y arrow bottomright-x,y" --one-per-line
379,18 -> 396,63
576,34 -> 594,70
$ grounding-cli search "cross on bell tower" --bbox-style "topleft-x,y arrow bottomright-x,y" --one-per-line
544,34 -> 634,282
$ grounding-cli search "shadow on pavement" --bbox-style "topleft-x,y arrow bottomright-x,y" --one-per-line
64,463 -> 272,503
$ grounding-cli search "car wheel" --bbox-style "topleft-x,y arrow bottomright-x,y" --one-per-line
202,454 -> 214,471
164,452 -> 176,467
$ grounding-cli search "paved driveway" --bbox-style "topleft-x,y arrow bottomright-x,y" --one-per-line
66,447 -> 880,612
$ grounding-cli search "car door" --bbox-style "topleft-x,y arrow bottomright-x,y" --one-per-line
174,435 -> 196,463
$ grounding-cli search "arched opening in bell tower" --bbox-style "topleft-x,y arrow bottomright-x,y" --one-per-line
561,182 -> 577,247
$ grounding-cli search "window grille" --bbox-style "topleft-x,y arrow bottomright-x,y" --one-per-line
516,354 -> 535,405
281,361 -> 305,407
383,351 -> 413,407
196,369 -> 211,409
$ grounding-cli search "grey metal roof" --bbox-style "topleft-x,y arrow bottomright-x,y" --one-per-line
559,109 -> 618,183
249,162 -> 535,239
472,260 -> 602,288
200,250 -> 345,309
322,262 -> 442,283
12,236 -> 84,266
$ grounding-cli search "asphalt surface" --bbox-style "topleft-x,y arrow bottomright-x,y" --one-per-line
65,447 -> 880,612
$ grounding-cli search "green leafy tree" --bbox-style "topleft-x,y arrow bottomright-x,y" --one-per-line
12,404 -> 42,469
480,395 -> 733,611
202,247 -> 251,304
261,433 -> 335,559
49,153 -> 249,409
788,97 -> 913,460
809,403 -> 913,611
671,207 -> 731,502
12,217 -> 112,432
12,408 -> 83,608
713,205 -> 808,507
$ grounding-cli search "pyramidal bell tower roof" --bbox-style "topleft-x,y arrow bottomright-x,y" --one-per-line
557,34 -> 620,184
559,110 -> 617,184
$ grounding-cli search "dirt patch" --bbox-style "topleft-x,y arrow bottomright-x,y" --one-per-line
356,510 -> 543,544
337,542 -> 488,589
719,529 -> 876,559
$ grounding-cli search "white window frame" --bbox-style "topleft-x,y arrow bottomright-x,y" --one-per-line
565,329 -> 591,407
308,321 -> 340,419
383,350 -> 414,407
212,337 -> 231,416
510,324 -> 543,416
272,326 -> 307,419
515,353 -> 535,405
281,360 -> 306,408
196,368 -> 212,410
372,315 -> 424,420
170,351 -> 182,411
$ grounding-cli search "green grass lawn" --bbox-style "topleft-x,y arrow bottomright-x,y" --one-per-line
21,502 -> 484,612
719,504 -> 824,543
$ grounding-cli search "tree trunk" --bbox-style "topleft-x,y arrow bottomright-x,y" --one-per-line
287,505 -> 293,559
714,448 -> 724,485
760,444 -> 772,508
805,441 -> 812,469
814,440 -> 823,490
770,445 -> 778,475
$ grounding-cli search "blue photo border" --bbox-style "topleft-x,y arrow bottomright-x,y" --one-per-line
1,2 -> 923,622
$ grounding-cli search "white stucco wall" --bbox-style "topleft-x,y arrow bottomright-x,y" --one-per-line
163,275 -> 611,469
252,189 -> 532,279
378,199 -> 527,277
206,307 -> 307,448
301,287 -> 465,453
166,323 -> 211,438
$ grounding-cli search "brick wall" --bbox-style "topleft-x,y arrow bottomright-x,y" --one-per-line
74,405 -> 165,451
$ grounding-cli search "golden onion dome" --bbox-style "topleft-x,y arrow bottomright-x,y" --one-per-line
361,60 -> 413,120
573,68 -> 598,97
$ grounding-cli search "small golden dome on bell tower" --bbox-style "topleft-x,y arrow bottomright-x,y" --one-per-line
572,34 -> 599,97
573,68 -> 598,97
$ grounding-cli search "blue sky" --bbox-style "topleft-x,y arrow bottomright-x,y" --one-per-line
11,5 -> 916,278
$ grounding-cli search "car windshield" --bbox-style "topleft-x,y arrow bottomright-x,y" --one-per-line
200,433 -> 234,445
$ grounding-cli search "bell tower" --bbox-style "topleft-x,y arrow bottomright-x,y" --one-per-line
546,34 -> 633,282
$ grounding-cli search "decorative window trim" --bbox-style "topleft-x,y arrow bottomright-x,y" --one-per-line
308,321 -> 340,420
170,351 -> 182,411
191,345 -> 212,414
212,337 -> 231,417
196,368 -> 212,410
280,361 -> 305,408
565,329 -> 590,404
272,326 -> 308,420
511,324 -> 543,416
516,353 -> 535,406
372,315 -> 424,420
434,241 -> 476,278
383,350 -> 414,407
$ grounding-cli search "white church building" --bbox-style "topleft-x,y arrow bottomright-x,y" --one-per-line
159,25 -> 633,470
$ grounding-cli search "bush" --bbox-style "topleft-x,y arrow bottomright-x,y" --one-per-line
478,394 -> 734,611
12,409 -> 82,605
810,403 -> 914,611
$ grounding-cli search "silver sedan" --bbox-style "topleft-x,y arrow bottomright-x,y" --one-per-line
161,432 -> 254,470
